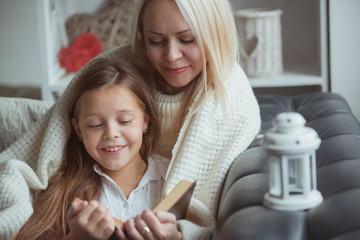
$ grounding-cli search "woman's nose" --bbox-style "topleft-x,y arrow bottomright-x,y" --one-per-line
164,41 -> 183,62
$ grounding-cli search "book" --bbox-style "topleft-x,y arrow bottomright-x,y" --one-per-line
73,180 -> 196,230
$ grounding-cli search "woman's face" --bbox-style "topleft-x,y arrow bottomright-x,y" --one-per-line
142,0 -> 203,92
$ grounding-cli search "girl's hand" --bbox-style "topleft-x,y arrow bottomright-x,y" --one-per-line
65,200 -> 115,240
117,210 -> 182,240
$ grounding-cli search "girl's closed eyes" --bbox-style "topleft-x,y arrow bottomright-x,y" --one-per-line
83,112 -> 137,129
87,123 -> 102,129
86,119 -> 134,129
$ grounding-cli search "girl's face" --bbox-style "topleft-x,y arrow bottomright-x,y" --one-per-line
71,85 -> 148,177
142,0 -> 203,93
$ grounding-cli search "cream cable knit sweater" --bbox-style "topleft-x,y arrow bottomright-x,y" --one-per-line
0,49 -> 260,240
161,63 -> 260,239
154,90 -> 184,159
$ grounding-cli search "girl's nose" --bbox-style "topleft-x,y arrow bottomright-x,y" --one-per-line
164,41 -> 183,62
103,124 -> 121,139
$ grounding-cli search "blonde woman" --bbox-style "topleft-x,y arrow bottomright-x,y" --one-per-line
0,0 -> 260,239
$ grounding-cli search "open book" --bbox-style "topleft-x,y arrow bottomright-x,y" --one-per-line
73,180 -> 196,229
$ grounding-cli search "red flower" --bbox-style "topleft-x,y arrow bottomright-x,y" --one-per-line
58,32 -> 103,72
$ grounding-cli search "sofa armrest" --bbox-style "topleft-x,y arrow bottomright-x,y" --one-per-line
0,97 -> 53,152
213,92 -> 360,240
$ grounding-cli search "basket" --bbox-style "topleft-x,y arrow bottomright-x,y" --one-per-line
65,0 -> 135,51
235,8 -> 283,78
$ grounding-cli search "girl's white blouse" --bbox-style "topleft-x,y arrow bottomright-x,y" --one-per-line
93,154 -> 169,221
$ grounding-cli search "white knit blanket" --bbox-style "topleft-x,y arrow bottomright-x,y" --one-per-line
0,47 -> 260,240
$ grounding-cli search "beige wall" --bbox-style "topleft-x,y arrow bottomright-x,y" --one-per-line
0,0 -> 42,87
1,0 -> 359,121
329,0 -> 360,121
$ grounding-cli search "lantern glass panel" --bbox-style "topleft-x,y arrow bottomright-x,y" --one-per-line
288,157 -> 303,195
269,155 -> 281,197
310,153 -> 315,191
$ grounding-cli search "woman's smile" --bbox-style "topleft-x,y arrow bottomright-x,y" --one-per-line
164,66 -> 188,75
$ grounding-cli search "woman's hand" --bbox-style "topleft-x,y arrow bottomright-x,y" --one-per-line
116,210 -> 182,240
64,200 -> 115,240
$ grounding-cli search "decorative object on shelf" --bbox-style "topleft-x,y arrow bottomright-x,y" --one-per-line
65,0 -> 135,51
58,32 -> 103,72
235,8 -> 283,78
261,112 -> 323,211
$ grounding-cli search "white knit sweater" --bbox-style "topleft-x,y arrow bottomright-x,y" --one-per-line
153,90 -> 184,159
0,49 -> 260,240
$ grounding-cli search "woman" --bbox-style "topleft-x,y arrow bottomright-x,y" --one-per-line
0,0 -> 260,239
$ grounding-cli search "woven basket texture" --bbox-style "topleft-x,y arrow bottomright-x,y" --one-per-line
235,8 -> 283,78
65,0 -> 135,51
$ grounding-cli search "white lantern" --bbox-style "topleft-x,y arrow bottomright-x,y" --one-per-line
261,112 -> 323,211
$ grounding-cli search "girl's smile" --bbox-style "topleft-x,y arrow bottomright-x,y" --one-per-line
102,145 -> 127,155
103,145 -> 126,152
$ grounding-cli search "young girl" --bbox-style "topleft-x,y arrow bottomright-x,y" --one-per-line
15,58 -> 181,240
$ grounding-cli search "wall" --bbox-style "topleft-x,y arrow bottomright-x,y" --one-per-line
0,0 -> 359,121
0,0 -> 103,88
0,0 -> 42,87
329,0 -> 360,121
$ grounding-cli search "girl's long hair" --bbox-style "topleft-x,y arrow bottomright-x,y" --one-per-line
16,58 -> 160,240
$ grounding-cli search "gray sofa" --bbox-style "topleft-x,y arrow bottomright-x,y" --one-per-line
213,92 -> 360,240
1,92 -> 359,240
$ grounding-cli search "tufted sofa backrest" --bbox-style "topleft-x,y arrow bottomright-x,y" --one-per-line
214,92 -> 360,240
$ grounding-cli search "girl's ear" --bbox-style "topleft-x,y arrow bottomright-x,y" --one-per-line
71,118 -> 82,140
143,115 -> 150,133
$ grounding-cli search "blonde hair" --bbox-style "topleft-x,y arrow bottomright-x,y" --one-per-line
132,0 -> 239,117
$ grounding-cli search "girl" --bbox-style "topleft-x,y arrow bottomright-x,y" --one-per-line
0,0 -> 260,239
15,58 -> 181,240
